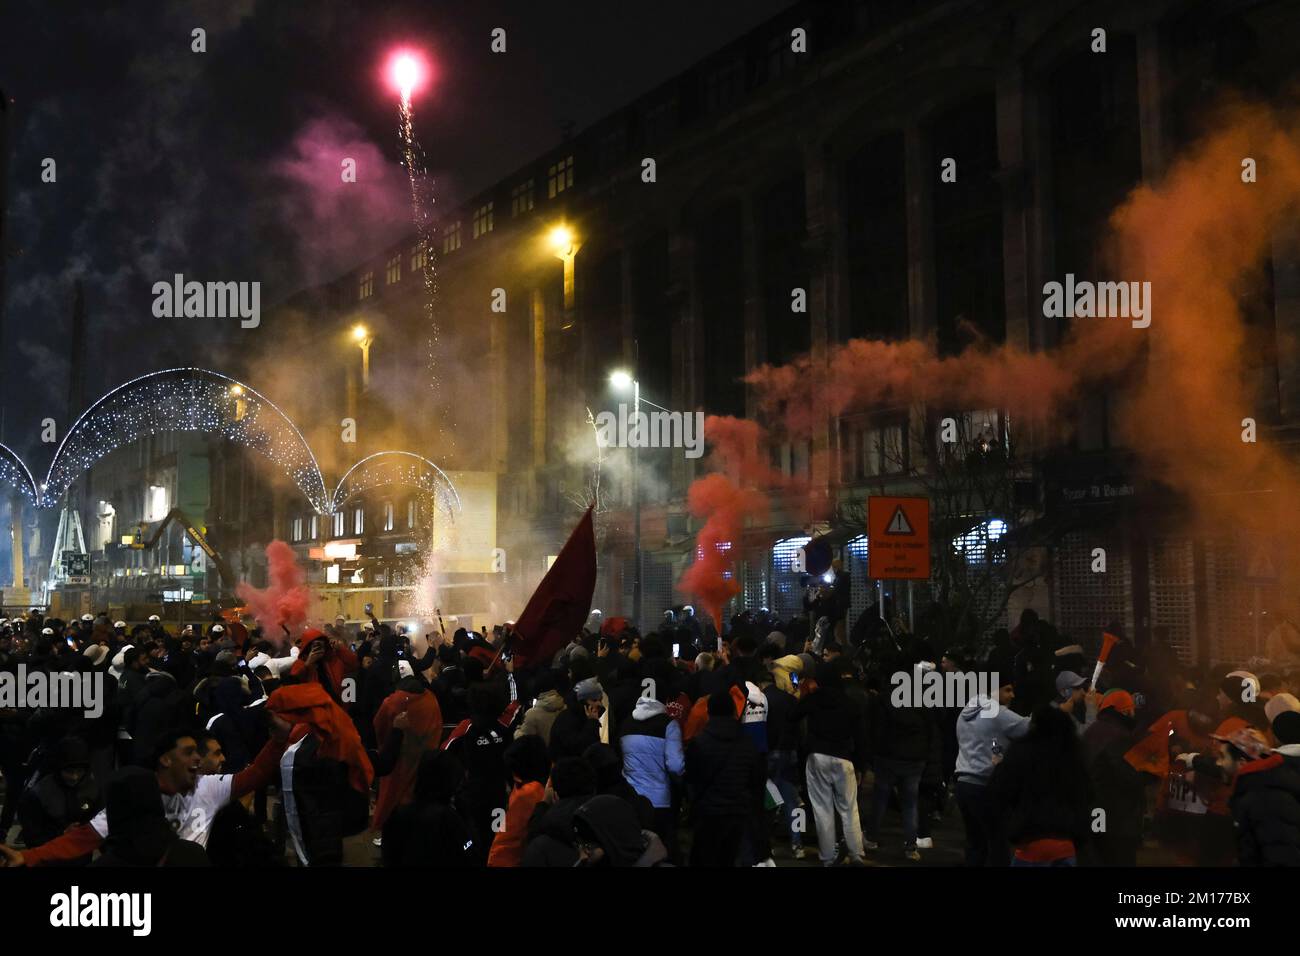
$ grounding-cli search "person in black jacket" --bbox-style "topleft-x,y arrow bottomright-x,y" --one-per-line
1081,690 -> 1149,865
17,736 -> 100,859
548,678 -> 603,762
573,793 -> 671,866
521,756 -> 598,866
989,705 -> 1093,866
796,658 -> 869,865
865,659 -> 934,860
382,750 -> 475,867
685,690 -> 766,866
1223,721 -> 1300,866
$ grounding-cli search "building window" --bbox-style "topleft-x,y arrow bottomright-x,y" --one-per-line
410,240 -> 427,272
308,515 -> 319,540
385,254 -> 401,285
442,222 -> 461,254
332,510 -> 345,537
511,179 -> 534,217
407,499 -> 416,529
547,156 -> 574,199
472,201 -> 494,239
383,502 -> 394,532
291,517 -> 303,542
705,60 -> 744,112
358,270 -> 374,300
353,507 -> 364,535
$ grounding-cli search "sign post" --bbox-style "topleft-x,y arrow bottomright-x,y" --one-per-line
867,496 -> 931,581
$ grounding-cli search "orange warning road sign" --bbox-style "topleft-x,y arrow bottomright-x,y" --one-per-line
867,496 -> 931,580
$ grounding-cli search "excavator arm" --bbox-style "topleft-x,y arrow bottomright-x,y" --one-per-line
133,507 -> 237,593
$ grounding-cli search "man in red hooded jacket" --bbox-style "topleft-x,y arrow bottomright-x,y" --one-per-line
290,628 -> 358,703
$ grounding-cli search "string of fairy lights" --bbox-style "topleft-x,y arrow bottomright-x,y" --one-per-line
0,371 -> 464,523
332,450 -> 461,517
36,368 -> 332,514
0,441 -> 39,504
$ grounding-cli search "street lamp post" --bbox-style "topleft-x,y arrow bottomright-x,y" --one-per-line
610,369 -> 643,629
352,324 -> 373,391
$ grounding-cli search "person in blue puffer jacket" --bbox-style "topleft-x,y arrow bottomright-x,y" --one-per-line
618,690 -> 685,862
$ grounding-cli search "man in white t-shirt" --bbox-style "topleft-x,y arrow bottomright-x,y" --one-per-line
0,724 -> 287,866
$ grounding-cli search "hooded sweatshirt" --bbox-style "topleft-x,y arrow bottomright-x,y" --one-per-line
572,794 -> 669,866
954,695 -> 1030,783
516,689 -> 566,745
617,697 -> 685,808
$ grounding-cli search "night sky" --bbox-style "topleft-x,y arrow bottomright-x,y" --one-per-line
0,0 -> 794,463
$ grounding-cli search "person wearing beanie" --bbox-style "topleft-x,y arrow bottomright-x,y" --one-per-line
615,666 -> 685,861
1081,690 -> 1148,865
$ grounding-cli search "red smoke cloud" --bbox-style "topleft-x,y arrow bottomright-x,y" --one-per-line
237,540 -> 314,645
689,100 -> 1300,621
678,472 -> 767,632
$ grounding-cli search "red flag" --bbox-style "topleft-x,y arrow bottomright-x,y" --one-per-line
510,507 -> 597,670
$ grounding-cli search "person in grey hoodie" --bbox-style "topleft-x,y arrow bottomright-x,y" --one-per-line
954,674 -> 1029,866
516,672 -> 567,747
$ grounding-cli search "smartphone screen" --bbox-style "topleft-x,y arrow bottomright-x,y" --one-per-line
672,643 -> 680,658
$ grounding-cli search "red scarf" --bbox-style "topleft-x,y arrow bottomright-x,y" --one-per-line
267,683 -> 373,793
371,689 -> 443,829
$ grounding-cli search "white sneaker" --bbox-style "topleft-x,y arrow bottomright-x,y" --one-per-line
791,845 -> 806,860
753,857 -> 777,867
371,835 -> 383,847
915,837 -> 934,849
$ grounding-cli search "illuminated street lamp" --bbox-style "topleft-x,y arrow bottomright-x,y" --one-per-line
549,224 -> 581,312
352,324 -> 373,390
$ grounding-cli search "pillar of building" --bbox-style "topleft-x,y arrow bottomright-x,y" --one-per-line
995,64 -> 1032,353
665,220 -> 697,495
903,122 -> 936,343
531,286 -> 547,470
1136,24 -> 1167,184
803,140 -> 837,493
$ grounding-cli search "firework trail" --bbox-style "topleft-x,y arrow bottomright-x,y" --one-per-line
391,52 -> 453,451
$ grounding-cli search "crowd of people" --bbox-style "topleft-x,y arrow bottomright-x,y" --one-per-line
1,598 -> 1298,868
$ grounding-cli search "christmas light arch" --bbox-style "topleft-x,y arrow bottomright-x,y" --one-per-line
0,441 -> 39,504
331,451 -> 461,516
41,367 -> 333,513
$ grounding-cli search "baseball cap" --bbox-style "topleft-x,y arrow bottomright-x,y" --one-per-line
1055,671 -> 1089,701
575,677 -> 603,702
80,614 -> 94,622
148,614 -> 161,623
113,620 -> 127,629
